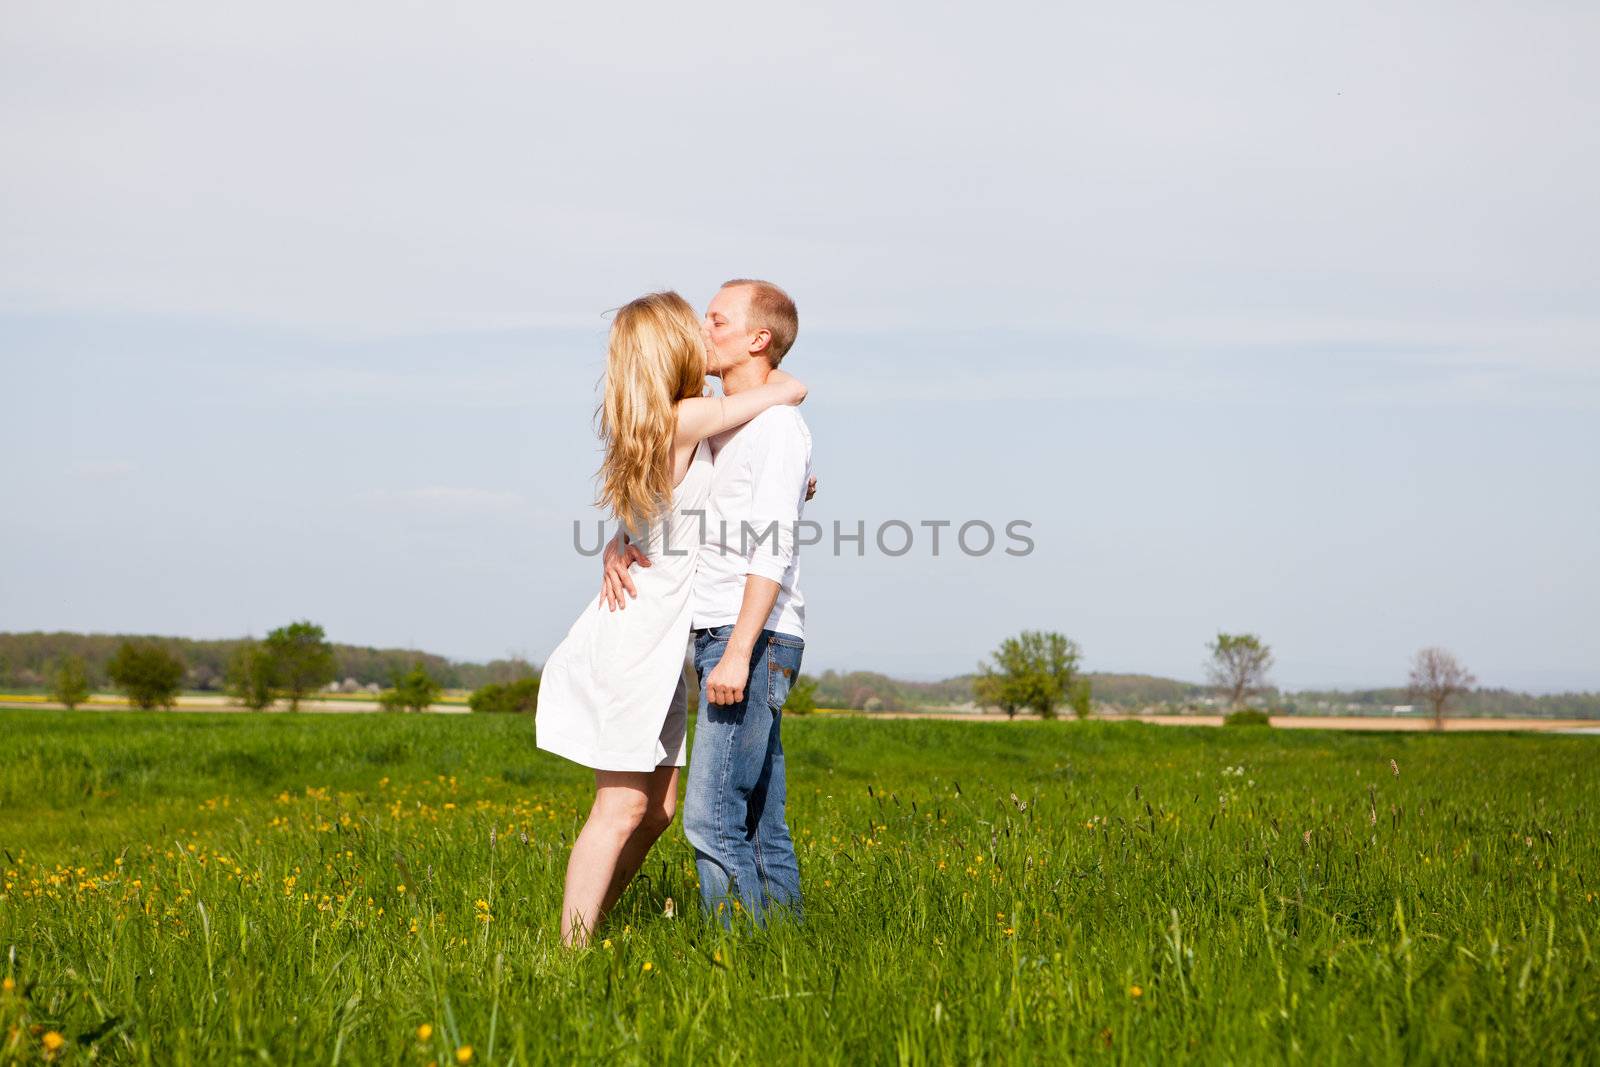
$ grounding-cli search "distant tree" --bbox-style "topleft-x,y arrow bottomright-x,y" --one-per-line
1206,633 -> 1273,710
48,654 -> 92,710
1408,647 -> 1476,731
264,621 -> 336,711
381,661 -> 442,713
784,674 -> 817,716
226,641 -> 277,711
106,641 -> 185,710
977,630 -> 1083,720
1067,675 -> 1093,720
468,676 -> 541,714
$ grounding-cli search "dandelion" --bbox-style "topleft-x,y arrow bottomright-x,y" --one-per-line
1129,985 -> 1143,998
455,1045 -> 473,1064
1,977 -> 13,992
642,961 -> 654,973
42,1031 -> 66,1052
417,1023 -> 433,1041
602,939 -> 613,950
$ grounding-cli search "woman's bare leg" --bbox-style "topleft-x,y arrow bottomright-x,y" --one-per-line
598,765 -> 678,917
561,770 -> 655,947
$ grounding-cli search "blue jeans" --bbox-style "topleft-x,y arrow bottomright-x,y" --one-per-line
684,624 -> 804,926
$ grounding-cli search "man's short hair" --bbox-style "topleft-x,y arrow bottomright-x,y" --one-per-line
721,279 -> 798,366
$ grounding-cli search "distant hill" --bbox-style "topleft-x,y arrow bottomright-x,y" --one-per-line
0,631 -> 533,692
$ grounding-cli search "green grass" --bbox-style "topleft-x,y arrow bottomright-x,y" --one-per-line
2,709 -> 1597,1064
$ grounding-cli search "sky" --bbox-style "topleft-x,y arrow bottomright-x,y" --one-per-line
3,1 -> 1597,690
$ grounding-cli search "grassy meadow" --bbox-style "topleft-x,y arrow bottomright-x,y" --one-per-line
2,708 -> 1597,1064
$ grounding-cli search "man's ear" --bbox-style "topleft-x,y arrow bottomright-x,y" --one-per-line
748,328 -> 772,356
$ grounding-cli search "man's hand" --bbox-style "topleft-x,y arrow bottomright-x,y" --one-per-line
704,648 -> 751,706
806,474 -> 817,501
600,533 -> 651,611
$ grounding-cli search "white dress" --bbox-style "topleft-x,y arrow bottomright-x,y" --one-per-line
535,438 -> 713,771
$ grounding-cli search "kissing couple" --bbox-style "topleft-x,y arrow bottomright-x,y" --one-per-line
536,279 -> 816,946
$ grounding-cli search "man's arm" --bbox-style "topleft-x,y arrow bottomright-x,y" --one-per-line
702,412 -> 810,704
702,575 -> 782,705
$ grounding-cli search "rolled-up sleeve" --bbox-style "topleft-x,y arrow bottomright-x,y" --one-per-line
744,413 -> 810,583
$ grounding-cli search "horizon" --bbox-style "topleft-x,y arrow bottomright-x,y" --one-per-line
3,626 -> 1594,699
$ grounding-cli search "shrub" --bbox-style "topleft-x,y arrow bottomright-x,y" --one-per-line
1223,708 -> 1272,727
379,662 -> 442,713
48,654 -> 92,710
468,676 -> 541,714
106,641 -> 186,710
226,642 -> 277,711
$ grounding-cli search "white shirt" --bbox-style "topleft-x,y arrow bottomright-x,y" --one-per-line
689,406 -> 812,638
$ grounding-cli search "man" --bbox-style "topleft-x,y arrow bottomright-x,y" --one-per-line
602,278 -> 812,924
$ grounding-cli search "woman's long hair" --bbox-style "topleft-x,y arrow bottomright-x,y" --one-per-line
596,291 -> 705,539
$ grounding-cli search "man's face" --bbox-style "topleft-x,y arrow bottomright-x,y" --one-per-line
703,286 -> 757,378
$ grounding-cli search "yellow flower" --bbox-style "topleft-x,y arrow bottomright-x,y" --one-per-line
1130,985 -> 1143,998
1,976 -> 13,992
455,1045 -> 473,1064
417,1023 -> 433,1041
601,939 -> 613,950
642,961 -> 654,973
42,1031 -> 66,1052
397,884 -> 407,894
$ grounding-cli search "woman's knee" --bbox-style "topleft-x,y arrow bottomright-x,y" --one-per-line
591,790 -> 650,836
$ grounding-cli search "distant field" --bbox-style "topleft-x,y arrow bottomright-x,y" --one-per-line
2,709 -> 1597,1063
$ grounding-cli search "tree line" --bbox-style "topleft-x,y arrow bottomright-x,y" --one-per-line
0,631 -> 535,692
33,622 -> 541,714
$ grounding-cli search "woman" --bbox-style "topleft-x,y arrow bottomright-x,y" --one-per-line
535,290 -> 807,947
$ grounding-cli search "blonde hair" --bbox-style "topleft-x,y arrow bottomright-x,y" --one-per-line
721,278 -> 798,365
596,291 -> 705,538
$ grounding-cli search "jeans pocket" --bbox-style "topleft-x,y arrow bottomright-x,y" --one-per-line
766,639 -> 804,712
